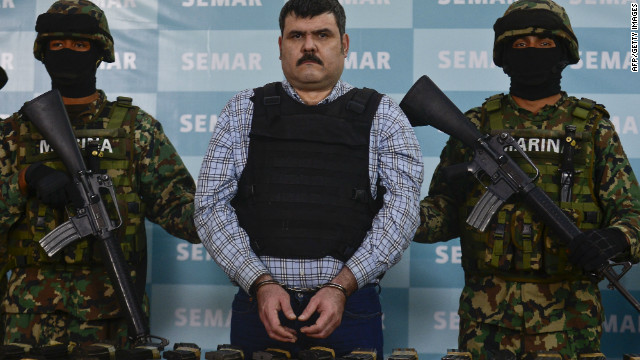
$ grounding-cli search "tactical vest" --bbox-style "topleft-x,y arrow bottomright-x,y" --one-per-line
7,96 -> 146,269
232,82 -> 384,262
460,94 -> 607,282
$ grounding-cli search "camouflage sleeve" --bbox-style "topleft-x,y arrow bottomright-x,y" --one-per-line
413,107 -> 479,244
0,114 -> 27,234
134,109 -> 200,244
592,117 -> 640,262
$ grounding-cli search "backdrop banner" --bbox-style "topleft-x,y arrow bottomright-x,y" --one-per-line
0,1 -> 638,359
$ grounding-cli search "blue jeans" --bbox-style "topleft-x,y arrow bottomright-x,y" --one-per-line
230,284 -> 383,359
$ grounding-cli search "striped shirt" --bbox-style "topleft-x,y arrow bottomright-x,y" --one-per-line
194,79 -> 424,293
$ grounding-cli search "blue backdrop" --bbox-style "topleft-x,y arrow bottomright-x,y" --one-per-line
0,1 -> 639,359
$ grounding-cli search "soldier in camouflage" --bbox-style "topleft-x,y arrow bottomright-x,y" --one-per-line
0,0 -> 199,348
414,1 -> 640,359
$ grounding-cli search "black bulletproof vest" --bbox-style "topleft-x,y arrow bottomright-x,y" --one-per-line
231,82 -> 384,262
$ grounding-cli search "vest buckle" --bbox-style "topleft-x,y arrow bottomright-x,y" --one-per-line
263,96 -> 280,106
351,188 -> 367,202
346,100 -> 365,114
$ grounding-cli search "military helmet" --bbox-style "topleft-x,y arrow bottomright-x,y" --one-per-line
493,0 -> 579,67
33,0 -> 114,63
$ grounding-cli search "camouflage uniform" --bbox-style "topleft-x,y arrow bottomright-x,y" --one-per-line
0,0 -> 199,348
414,1 -> 640,359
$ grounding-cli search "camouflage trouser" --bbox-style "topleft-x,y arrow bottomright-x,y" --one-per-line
2,312 -> 130,349
459,318 -> 601,360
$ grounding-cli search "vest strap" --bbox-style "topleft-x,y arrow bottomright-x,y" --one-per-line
263,82 -> 281,124
346,88 -> 376,114
572,98 -> 595,120
486,94 -> 504,130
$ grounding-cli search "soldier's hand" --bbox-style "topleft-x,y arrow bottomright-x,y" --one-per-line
298,286 -> 346,338
568,227 -> 629,272
25,162 -> 73,207
256,282 -> 297,343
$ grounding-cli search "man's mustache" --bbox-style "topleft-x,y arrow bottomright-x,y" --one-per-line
297,53 -> 323,66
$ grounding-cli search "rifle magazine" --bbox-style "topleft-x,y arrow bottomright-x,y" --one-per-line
39,219 -> 81,257
467,190 -> 504,232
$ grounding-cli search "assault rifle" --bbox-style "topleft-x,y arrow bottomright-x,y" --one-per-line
399,75 -> 640,313
20,89 -> 169,346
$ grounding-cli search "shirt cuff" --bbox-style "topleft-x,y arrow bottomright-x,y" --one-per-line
345,255 -> 377,289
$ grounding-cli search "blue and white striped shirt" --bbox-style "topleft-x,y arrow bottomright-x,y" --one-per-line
194,79 -> 424,293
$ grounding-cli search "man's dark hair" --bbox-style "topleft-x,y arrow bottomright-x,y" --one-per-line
279,0 -> 346,37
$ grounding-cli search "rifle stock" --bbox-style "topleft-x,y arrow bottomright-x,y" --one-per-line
0,66 -> 7,90
400,75 -> 640,313
21,90 -> 85,176
20,89 -> 163,345
400,75 -> 483,147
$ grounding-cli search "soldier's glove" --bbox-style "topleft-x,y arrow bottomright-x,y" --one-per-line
567,228 -> 629,272
25,162 -> 73,208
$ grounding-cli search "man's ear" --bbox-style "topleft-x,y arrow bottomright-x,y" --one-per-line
342,33 -> 349,57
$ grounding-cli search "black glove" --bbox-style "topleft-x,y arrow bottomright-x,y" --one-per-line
567,227 -> 629,272
25,162 -> 73,208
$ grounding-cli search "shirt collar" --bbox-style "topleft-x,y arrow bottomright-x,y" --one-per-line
281,79 -> 353,105
508,91 -> 569,110
506,91 -> 569,115
65,90 -> 107,126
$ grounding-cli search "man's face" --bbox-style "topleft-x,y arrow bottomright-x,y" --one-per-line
511,35 -> 556,49
48,38 -> 92,52
278,12 -> 349,93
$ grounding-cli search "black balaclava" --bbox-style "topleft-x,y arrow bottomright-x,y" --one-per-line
501,42 -> 569,101
43,44 -> 100,98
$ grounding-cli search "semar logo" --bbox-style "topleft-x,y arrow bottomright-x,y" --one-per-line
437,0 -> 516,4
340,0 -> 391,4
182,52 -> 262,71
93,0 -> 137,8
180,114 -> 218,133
174,308 -> 232,327
0,52 -> 14,71
98,52 -> 137,70
181,0 -> 262,6
345,52 -> 391,70
0,0 -> 14,8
